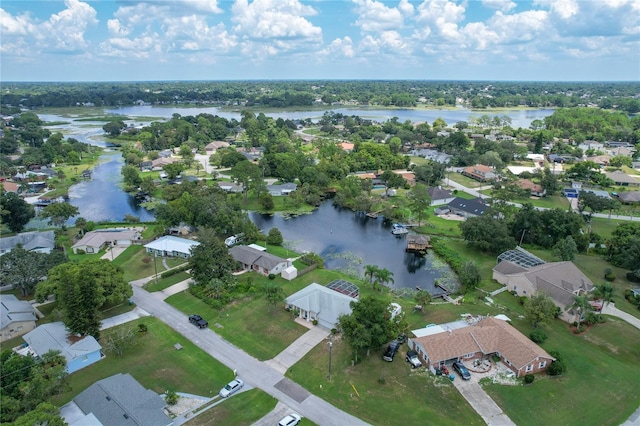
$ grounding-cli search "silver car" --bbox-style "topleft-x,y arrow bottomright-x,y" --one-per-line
219,378 -> 244,398
278,413 -> 301,426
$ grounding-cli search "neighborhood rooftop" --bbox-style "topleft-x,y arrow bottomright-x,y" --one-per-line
497,247 -> 546,269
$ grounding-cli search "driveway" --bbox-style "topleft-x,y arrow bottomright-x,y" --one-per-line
265,325 -> 330,374
451,374 -> 516,426
601,303 -> 640,330
131,286 -> 369,426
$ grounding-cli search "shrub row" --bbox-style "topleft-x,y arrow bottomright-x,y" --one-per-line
430,237 -> 464,274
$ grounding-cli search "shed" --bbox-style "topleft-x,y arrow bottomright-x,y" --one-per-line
281,265 -> 298,281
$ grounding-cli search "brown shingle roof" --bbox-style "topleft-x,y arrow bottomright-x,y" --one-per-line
414,317 -> 554,369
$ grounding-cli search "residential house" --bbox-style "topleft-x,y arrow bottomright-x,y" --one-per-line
151,157 -> 176,170
428,187 -> 454,205
139,160 -> 153,171
339,142 -> 355,153
217,181 -> 244,193
605,170 -> 640,187
72,228 -> 142,254
229,245 -> 289,276
61,373 -> 173,426
409,316 -> 554,377
0,230 -> 56,256
615,191 -> 640,204
2,181 -> 20,193
585,155 -> 611,166
144,235 -> 200,258
267,183 -> 298,196
447,197 -> 488,218
578,140 -> 605,152
461,164 -> 497,182
158,149 -> 172,158
205,141 -> 230,154
493,258 -> 594,323
411,149 -> 452,164
0,294 -> 38,342
285,282 -> 358,329
393,170 -> 416,186
515,179 -> 546,197
21,322 -> 103,373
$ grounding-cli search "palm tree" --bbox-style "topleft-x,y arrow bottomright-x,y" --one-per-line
593,282 -> 615,314
414,290 -> 431,312
567,294 -> 592,329
364,265 -> 380,287
375,268 -> 395,291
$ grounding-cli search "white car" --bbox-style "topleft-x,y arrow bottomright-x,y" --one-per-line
219,378 -> 244,398
278,413 -> 301,426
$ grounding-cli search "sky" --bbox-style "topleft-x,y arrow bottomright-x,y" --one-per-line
1,0 -> 639,82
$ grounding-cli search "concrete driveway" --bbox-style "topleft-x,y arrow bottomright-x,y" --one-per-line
265,325 -> 330,374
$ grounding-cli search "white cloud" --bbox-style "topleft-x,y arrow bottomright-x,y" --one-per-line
320,37 -> 355,58
414,0 -> 466,41
481,0 -> 516,12
0,9 -> 34,35
352,0 -> 405,32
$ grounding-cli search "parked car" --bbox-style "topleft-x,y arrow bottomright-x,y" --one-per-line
382,340 -> 400,362
277,413 -> 302,426
453,361 -> 471,380
189,314 -> 208,329
219,378 -> 244,398
405,350 -> 422,368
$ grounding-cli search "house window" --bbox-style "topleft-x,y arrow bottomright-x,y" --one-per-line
83,355 -> 88,362
526,364 -> 533,372
538,361 -> 547,369
464,353 -> 475,358
504,358 -> 511,365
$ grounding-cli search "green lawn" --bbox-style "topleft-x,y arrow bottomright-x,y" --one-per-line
446,172 -> 485,188
287,334 -> 484,426
483,315 -> 640,426
144,271 -> 191,292
165,290 -> 307,361
51,317 -> 233,406
185,389 -> 280,426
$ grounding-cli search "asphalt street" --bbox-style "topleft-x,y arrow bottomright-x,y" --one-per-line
131,286 -> 369,426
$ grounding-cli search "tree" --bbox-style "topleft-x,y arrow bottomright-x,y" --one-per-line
459,261 -> 481,291
37,260 -> 132,337
266,227 -> 283,246
540,167 -> 560,195
607,222 -> 640,269
379,170 -> 405,196
163,162 -> 185,180
338,295 -> 397,362
261,282 -> 285,311
407,183 -> 432,226
0,191 -> 35,232
567,294 -> 592,329
593,282 -> 615,312
188,230 -> 236,285
460,215 -> 516,254
103,120 -> 126,137
121,164 -> 142,189
578,191 -> 617,219
364,264 -> 380,287
374,268 -> 394,290
231,160 -> 262,201
0,248 -> 67,296
40,202 -> 79,228
524,292 -> 558,328
552,236 -> 578,261
414,289 -> 431,312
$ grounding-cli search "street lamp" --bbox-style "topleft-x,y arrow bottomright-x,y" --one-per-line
328,335 -> 333,381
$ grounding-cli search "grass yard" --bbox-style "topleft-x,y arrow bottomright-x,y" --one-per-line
165,290 -> 307,361
446,172 -> 485,188
144,271 -> 191,292
286,334 -> 484,426
483,315 -> 640,426
185,389 -> 281,426
50,317 -> 233,406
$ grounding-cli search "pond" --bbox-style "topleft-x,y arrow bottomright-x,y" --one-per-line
249,203 -> 456,294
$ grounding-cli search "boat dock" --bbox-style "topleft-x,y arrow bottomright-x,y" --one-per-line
406,235 -> 432,253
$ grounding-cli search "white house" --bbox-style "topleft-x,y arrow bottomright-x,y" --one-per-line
0,294 -> 38,342
144,235 -> 200,258
229,245 -> 289,276
285,283 -> 358,329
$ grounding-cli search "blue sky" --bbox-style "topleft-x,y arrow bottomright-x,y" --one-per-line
1,0 -> 639,82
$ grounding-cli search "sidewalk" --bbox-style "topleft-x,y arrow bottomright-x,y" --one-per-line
100,306 -> 151,330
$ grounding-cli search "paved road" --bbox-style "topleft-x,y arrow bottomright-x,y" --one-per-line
131,286 -> 369,426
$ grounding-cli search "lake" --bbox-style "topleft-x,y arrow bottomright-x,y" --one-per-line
249,203 -> 454,293
104,105 -> 554,129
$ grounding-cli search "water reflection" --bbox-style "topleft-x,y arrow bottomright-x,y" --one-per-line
249,203 -> 452,293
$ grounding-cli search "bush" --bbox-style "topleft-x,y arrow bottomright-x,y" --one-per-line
524,374 -> 535,384
548,360 -> 566,376
165,389 -> 178,405
529,329 -> 548,344
268,273 -> 276,280
138,323 -> 148,333
626,269 -> 640,283
604,267 -> 615,282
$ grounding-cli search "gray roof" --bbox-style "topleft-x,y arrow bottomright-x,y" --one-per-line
0,294 -> 37,329
428,186 -> 453,201
0,230 -> 55,254
74,373 -> 172,426
616,191 -> 640,203
23,322 -> 102,363
497,247 -> 546,269
286,283 -> 357,328
447,197 -> 488,216
229,245 -> 287,271
266,183 -> 298,192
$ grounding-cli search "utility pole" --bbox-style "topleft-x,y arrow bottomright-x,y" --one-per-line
328,335 -> 333,381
